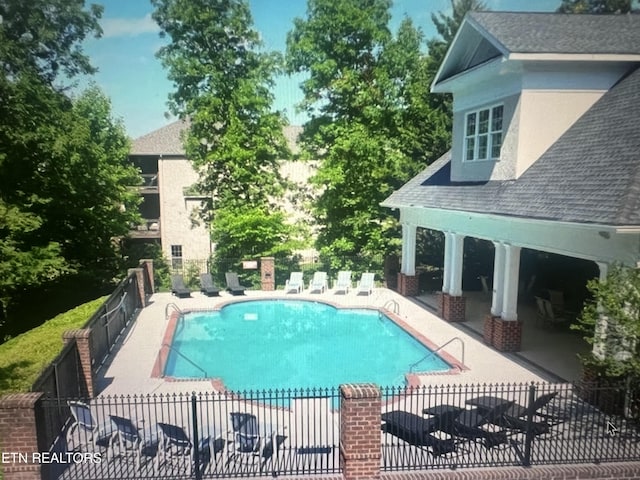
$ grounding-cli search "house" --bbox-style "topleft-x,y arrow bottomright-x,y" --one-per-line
382,12 -> 640,352
128,121 -> 310,268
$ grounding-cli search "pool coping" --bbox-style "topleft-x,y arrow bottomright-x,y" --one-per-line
151,296 -> 467,390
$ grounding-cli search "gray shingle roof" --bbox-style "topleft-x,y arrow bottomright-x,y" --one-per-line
131,121 -> 302,156
131,120 -> 188,156
383,66 -> 640,226
468,12 -> 640,55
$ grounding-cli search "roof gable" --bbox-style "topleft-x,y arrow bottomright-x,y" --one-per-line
434,12 -> 640,87
385,66 -> 640,226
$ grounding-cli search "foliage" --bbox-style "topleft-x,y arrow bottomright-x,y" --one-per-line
45,85 -> 142,271
152,0 -> 289,213
573,265 -> 640,380
286,0 -> 480,267
556,0 -> 632,13
0,296 -> 106,395
0,1 -> 108,320
120,241 -> 171,292
211,205 -> 305,260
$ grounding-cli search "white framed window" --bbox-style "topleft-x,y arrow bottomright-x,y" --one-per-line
464,104 -> 503,161
171,244 -> 183,269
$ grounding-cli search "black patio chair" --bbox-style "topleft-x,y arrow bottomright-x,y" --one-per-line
436,402 -> 514,450
199,273 -> 221,297
225,272 -> 247,295
381,408 -> 463,456
489,391 -> 560,436
171,275 -> 191,298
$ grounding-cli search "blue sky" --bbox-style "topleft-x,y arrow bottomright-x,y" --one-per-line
82,0 -> 560,138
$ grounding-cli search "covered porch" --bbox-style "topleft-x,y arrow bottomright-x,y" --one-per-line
417,290 -> 590,382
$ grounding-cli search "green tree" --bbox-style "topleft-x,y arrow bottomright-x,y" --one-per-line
152,0 -> 289,214
152,0 -> 296,263
575,265 -> 640,380
286,0 -> 459,267
557,0 -> 632,13
42,85 -> 142,272
0,0 -> 103,320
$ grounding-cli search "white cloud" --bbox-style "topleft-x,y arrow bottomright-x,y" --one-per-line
100,13 -> 160,38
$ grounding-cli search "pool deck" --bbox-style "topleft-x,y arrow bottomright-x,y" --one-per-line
96,288 -> 577,397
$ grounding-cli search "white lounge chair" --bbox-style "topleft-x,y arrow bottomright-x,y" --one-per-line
285,272 -> 304,293
356,272 -> 375,295
308,271 -> 328,293
334,271 -> 352,294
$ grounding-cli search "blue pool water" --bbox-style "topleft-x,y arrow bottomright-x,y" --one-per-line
165,300 -> 450,389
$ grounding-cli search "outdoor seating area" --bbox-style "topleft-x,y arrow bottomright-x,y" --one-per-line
284,271 -> 376,295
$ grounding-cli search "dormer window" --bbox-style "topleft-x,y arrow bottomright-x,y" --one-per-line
464,104 -> 503,161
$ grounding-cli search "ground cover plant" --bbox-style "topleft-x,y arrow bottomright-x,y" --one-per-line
0,297 -> 106,396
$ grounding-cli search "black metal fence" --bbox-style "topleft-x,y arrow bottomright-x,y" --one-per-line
31,270 -> 145,400
41,388 -> 341,480
381,381 -> 640,471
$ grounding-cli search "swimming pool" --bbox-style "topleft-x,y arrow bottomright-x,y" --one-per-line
164,299 -> 451,390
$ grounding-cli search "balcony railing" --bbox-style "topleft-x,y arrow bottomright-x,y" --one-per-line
129,219 -> 161,239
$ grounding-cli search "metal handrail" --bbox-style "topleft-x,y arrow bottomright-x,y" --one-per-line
409,336 -> 465,372
162,343 -> 208,378
101,292 -> 128,325
383,299 -> 400,315
165,302 -> 183,320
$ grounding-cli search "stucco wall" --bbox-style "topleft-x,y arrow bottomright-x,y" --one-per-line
158,158 -> 212,263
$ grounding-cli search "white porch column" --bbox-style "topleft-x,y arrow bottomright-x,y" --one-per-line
491,242 -> 506,316
442,232 -> 453,293
400,223 -> 417,276
500,244 -> 521,321
449,233 -> 465,296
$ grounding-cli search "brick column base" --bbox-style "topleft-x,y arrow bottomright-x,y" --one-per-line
397,273 -> 419,296
483,314 -> 500,345
260,257 -> 275,291
128,267 -> 146,308
340,384 -> 381,480
0,393 -> 45,480
492,317 -> 523,352
442,294 -> 466,322
139,258 -> 155,295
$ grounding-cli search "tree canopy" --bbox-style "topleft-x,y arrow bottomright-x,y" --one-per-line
286,0 -> 479,267
152,0 -> 289,214
0,1 -> 142,332
556,0 -> 633,13
152,0 -> 302,266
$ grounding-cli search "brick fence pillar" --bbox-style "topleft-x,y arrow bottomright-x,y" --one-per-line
492,317 -> 523,352
128,267 -> 146,308
0,393 -> 45,480
139,258 -> 155,295
442,294 -> 466,322
63,329 -> 94,398
397,273 -> 419,297
260,257 -> 275,291
340,383 -> 381,480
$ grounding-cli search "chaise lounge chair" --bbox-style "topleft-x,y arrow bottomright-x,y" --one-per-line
225,272 -> 247,295
333,271 -> 352,294
381,408 -> 462,456
285,272 -> 304,293
66,401 -> 115,452
199,273 -> 221,297
171,275 -> 191,298
227,412 -> 286,470
308,271 -> 328,293
486,391 -> 559,436
108,415 -> 160,469
434,402 -> 513,449
356,272 -> 375,295
156,422 -> 193,467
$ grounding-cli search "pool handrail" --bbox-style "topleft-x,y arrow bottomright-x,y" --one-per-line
409,336 -> 465,373
165,302 -> 184,320
162,343 -> 208,378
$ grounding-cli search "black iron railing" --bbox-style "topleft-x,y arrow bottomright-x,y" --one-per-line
381,381 -> 640,471
41,388 -> 341,480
